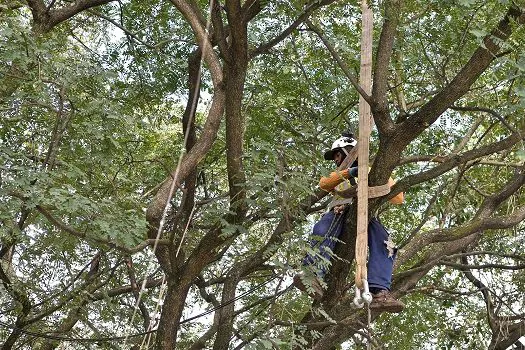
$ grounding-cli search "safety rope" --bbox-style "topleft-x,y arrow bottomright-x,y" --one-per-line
122,0 -> 217,347
367,304 -> 372,350
140,275 -> 167,349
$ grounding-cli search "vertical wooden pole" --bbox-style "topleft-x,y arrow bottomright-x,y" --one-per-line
355,0 -> 373,289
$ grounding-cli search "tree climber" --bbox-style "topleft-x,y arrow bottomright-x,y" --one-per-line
294,132 -> 405,313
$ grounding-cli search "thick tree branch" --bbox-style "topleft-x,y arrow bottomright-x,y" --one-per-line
27,0 -> 116,33
168,0 -> 212,63
165,48 -> 203,275
398,204 -> 525,268
398,5 -> 525,145
188,325 -> 219,350
148,0 -> 225,238
398,154 -> 522,168
48,0 -> 115,29
446,251 -> 525,261
491,324 -> 525,350
310,309 -> 379,350
372,0 -> 403,135
443,260 -> 525,271
225,0 -> 244,45
388,132 -> 523,204
398,169 -> 525,269
372,5 -> 525,187
211,0 -> 230,61
212,275 -> 239,350
222,1 -> 249,224
241,0 -> 264,23
475,167 -> 525,217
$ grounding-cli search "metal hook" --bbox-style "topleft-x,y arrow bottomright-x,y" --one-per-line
353,279 -> 373,307
361,278 -> 373,304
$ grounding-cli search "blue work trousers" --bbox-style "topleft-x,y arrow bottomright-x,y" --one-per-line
303,211 -> 396,291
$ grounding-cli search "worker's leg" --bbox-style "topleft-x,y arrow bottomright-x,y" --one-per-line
295,210 -> 343,299
367,217 -> 396,290
367,217 -> 404,313
302,210 -> 344,277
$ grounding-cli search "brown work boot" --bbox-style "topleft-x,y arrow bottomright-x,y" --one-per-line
293,274 -> 324,301
369,290 -> 404,313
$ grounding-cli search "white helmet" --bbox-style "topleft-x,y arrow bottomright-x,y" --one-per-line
323,134 -> 357,160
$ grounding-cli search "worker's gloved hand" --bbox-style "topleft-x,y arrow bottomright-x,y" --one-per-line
319,171 -> 345,191
333,204 -> 346,214
348,167 -> 358,178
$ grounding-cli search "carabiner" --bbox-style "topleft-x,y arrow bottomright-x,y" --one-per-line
353,278 -> 373,307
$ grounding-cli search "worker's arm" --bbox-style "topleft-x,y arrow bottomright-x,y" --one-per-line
319,169 -> 351,192
320,168 -> 404,205
388,177 -> 404,204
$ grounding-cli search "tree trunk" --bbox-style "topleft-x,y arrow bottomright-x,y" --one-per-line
155,278 -> 193,349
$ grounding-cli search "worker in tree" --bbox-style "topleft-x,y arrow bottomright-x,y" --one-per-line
294,132 -> 405,313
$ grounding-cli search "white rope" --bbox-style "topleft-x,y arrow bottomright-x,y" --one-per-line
366,304 -> 372,350
122,0 -> 216,347
140,275 -> 167,349
176,204 -> 197,258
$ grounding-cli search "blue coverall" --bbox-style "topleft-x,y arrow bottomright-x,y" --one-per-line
303,211 -> 395,291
